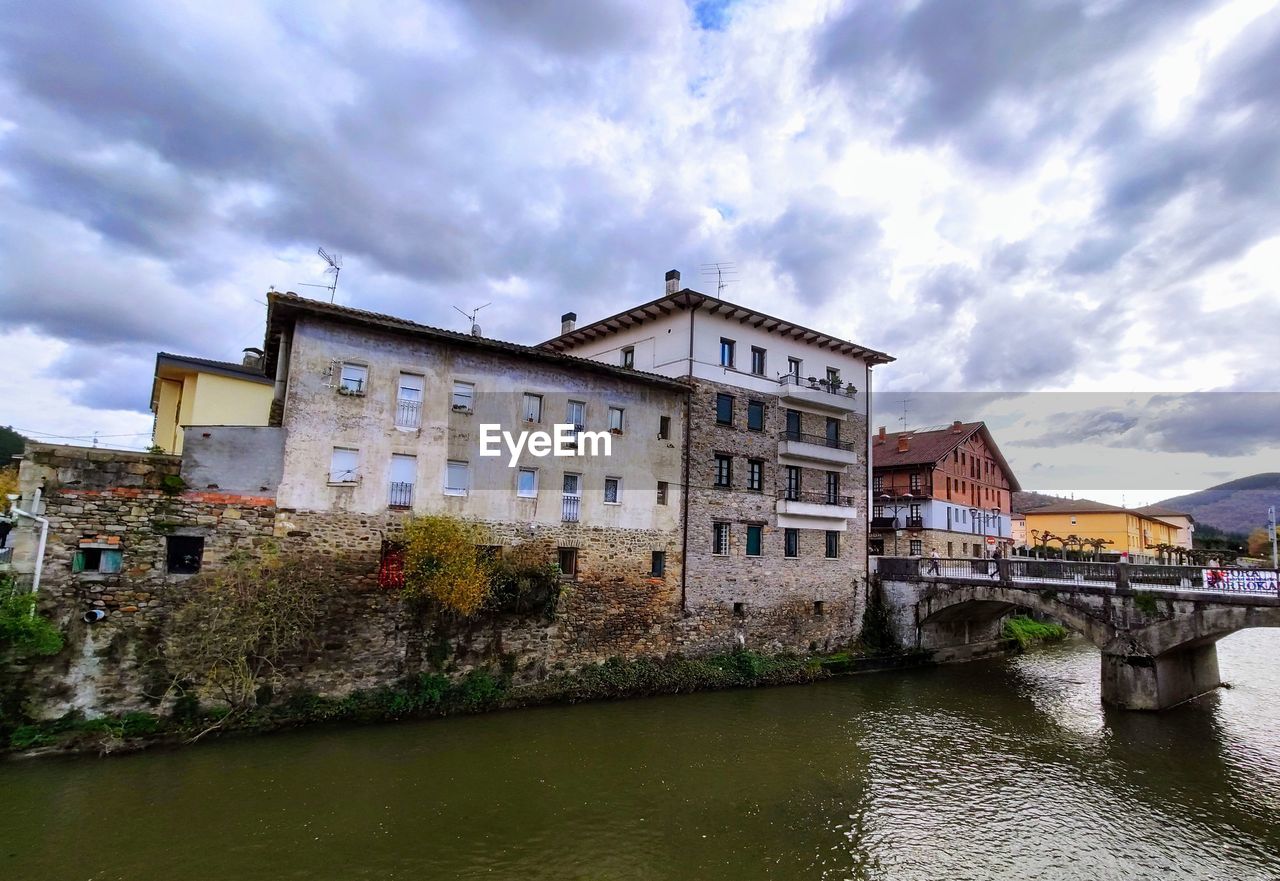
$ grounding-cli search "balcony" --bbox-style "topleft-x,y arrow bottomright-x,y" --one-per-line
388,481 -> 415,509
776,374 -> 859,413
562,495 -> 581,523
776,489 -> 857,522
870,516 -> 926,531
777,429 -> 859,466
395,399 -> 422,430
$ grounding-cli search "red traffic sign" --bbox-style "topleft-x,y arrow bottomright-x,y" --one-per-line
986,536 -> 997,544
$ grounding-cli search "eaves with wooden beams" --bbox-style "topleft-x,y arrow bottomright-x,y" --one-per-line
540,288 -> 895,365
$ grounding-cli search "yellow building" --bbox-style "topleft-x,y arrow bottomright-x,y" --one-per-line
150,351 -> 275,454
1023,499 -> 1180,562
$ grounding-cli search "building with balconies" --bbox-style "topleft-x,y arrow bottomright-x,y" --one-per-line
870,421 -> 1020,558
542,271 -> 893,637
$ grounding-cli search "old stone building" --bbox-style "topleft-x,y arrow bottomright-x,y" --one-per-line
542,271 -> 893,647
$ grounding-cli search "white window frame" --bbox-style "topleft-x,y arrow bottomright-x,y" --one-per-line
712,522 -> 730,556
444,460 -> 470,496
339,363 -> 368,395
621,346 -> 634,368
604,476 -> 622,505
396,373 -> 424,429
720,338 -> 735,368
522,393 -> 543,423
389,454 -> 417,507
451,381 -> 475,411
787,357 -> 802,378
608,406 -> 625,433
329,447 -> 359,484
517,467 -> 538,498
750,346 -> 766,376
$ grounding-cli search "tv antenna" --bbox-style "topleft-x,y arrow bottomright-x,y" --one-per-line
299,247 -> 342,302
898,396 -> 913,432
453,302 -> 491,337
700,262 -> 738,296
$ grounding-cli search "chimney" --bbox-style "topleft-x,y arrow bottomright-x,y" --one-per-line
876,426 -> 887,444
897,434 -> 910,453
561,311 -> 577,335
665,269 -> 680,295
950,420 -> 964,434
241,347 -> 264,370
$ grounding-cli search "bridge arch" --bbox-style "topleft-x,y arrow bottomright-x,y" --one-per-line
1135,605 -> 1280,657
915,584 -> 1113,652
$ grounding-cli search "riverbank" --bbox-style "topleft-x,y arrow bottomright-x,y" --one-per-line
4,647 -> 937,759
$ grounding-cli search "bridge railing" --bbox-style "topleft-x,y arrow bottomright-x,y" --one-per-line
1007,558 -> 1117,585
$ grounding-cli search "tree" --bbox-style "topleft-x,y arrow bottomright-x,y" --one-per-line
1247,527 -> 1277,558
0,426 -> 25,465
401,515 -> 492,616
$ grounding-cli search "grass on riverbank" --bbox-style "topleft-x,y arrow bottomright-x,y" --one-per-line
5,648 -> 926,756
1002,615 -> 1069,649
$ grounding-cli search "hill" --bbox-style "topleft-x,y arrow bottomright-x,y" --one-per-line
1013,491 -> 1068,514
1154,473 -> 1280,535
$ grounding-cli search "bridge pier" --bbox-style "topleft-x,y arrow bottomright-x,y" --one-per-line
1101,643 -> 1222,711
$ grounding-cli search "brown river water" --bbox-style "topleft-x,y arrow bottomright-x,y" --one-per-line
2,632 -> 1278,880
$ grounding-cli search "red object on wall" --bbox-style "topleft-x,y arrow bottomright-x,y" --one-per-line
378,540 -> 405,589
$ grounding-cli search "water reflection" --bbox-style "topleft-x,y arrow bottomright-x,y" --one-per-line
1,632 -> 1277,881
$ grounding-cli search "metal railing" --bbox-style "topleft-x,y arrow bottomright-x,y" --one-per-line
395,399 -> 422,429
904,516 -> 925,529
562,496 -> 581,523
1007,558 -> 1116,584
777,373 -> 858,398
388,482 -> 415,508
779,429 -> 855,451
776,489 -> 857,507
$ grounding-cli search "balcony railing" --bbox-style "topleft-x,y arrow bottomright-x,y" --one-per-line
388,481 -> 415,508
777,374 -> 858,398
904,516 -> 925,529
395,399 -> 422,429
777,489 -> 856,507
779,429 -> 855,451
562,495 -> 581,523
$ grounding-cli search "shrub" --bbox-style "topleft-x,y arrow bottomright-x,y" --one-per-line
0,581 -> 64,659
487,541 -> 561,616
401,515 -> 491,616
1002,615 -> 1068,649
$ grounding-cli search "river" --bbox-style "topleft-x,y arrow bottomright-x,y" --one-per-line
3,633 -> 1279,881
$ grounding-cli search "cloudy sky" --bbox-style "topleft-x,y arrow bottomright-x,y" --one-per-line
2,0 -> 1278,503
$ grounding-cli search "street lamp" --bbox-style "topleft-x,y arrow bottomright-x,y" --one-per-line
880,492 -> 914,555
968,506 -> 1002,558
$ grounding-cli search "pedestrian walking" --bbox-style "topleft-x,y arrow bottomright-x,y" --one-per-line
926,549 -> 940,576
990,547 -> 1003,579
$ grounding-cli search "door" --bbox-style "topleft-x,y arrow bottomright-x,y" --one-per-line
785,409 -> 801,440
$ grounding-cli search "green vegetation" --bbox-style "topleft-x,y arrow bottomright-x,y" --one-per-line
859,583 -> 899,654
1133,592 -> 1160,616
0,579 -> 65,659
1002,615 -> 1068,649
5,647 -> 925,755
401,515 -> 493,615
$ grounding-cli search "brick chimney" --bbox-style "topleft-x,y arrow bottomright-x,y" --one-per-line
876,426 -> 887,444
560,312 -> 577,335
665,269 -> 680,295
897,434 -> 910,453
950,420 -> 964,433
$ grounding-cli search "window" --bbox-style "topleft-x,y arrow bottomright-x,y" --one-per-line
873,505 -> 885,519
826,367 -> 840,385
825,531 -> 839,559
785,409 -> 801,440
784,528 -> 798,558
813,601 -> 825,617
825,417 -> 840,447
165,536 -> 204,574
608,406 -> 625,433
451,381 -> 475,410
650,551 -> 665,577
785,465 -> 801,500
872,475 -> 883,492
826,472 -> 840,504
522,393 -> 543,423
750,347 -> 766,376
566,400 -> 586,429
712,522 -> 731,556
747,400 -> 765,431
604,476 -> 621,504
378,540 -> 406,589
716,393 -> 734,425
340,362 -> 368,394
562,473 -> 581,522
910,472 -> 922,492
947,541 -> 954,556
656,481 -> 669,505
389,454 -> 416,508
1070,516 -> 1077,525
720,338 -> 736,367
396,373 -> 424,429
329,447 -> 359,483
517,467 -> 538,498
910,503 -> 922,521
733,602 -> 745,617
445,460 -> 469,495
659,415 -> 671,439
787,357 -> 802,378
73,543 -> 123,575
745,525 -> 763,557
910,539 -> 923,556
558,547 -> 578,578
714,454 -> 733,487
747,459 -> 763,492
621,346 -> 635,368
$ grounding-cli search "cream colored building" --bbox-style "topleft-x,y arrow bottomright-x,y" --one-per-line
150,352 -> 274,454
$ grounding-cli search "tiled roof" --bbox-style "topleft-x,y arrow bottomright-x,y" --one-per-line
540,288 -> 895,365
1134,504 -> 1194,519
872,421 -> 1021,492
263,292 -> 690,392
1023,499 -> 1129,514
155,352 -> 272,383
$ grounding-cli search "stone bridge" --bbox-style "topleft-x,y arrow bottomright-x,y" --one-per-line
875,557 -> 1280,710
